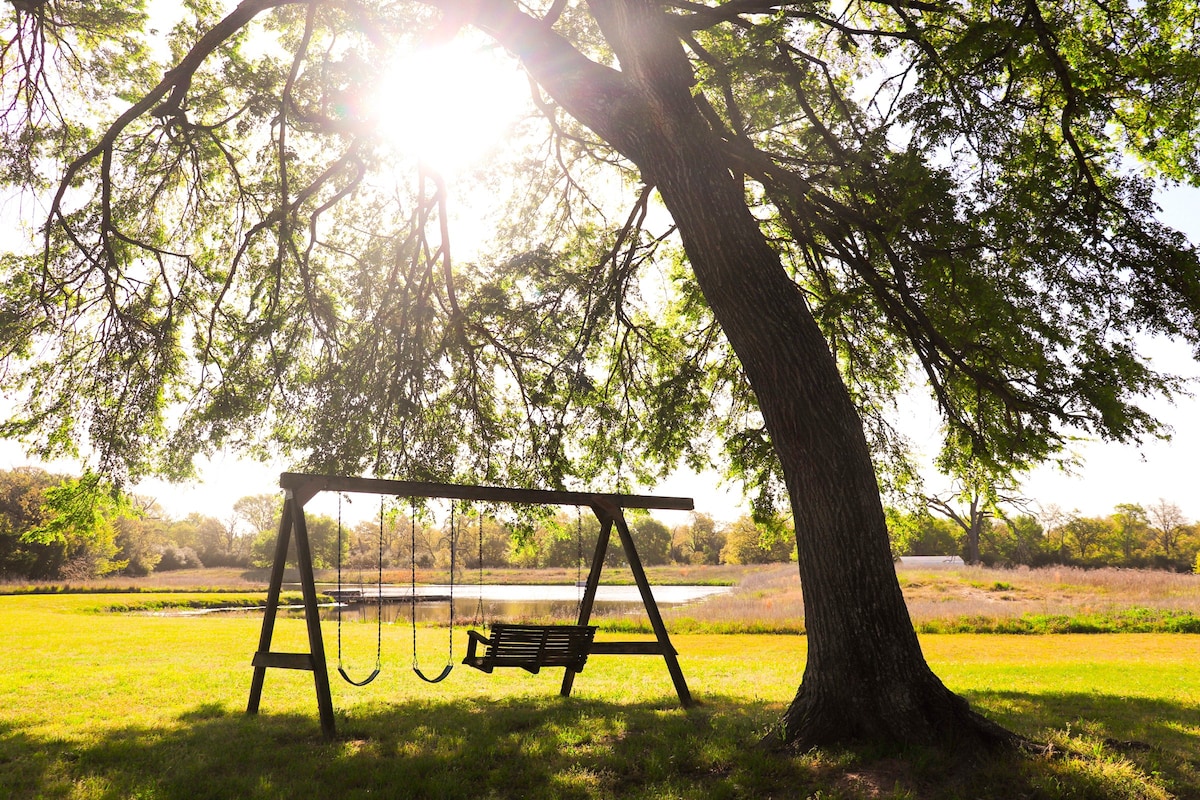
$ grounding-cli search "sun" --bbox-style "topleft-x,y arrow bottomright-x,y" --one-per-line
370,34 -> 530,176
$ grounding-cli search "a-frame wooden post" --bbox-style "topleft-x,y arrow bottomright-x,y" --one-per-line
246,487 -> 336,738
561,499 -> 693,707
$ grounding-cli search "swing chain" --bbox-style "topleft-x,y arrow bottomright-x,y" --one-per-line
576,506 -> 584,614
475,508 -> 485,626
336,492 -> 382,687
411,497 -> 454,683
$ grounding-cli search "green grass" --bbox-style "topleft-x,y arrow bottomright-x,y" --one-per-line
914,606 -> 1200,635
83,592 -> 311,614
3,593 -> 1200,798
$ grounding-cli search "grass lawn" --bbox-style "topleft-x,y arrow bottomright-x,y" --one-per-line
2,592 -> 1199,798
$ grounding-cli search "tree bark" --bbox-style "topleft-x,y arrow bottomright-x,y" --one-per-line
473,0 -> 1015,750
967,512 -> 983,565
929,494 -> 986,565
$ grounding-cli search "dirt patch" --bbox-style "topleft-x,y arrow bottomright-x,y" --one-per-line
832,758 -> 918,797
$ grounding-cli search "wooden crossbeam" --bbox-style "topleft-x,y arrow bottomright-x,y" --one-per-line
279,472 -> 694,512
588,641 -> 675,656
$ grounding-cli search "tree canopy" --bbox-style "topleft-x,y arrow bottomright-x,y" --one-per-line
3,0 -> 1200,751
3,0 -> 1197,495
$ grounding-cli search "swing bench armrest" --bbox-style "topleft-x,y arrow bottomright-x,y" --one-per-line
463,623 -> 597,675
464,628 -> 497,673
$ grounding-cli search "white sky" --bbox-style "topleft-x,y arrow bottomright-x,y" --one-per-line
1017,183 -> 1200,521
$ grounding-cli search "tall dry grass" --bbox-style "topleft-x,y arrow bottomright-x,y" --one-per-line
660,563 -> 1200,633
662,564 -> 803,631
899,564 -> 1200,624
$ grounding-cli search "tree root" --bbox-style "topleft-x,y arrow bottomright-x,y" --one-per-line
761,678 -> 1030,757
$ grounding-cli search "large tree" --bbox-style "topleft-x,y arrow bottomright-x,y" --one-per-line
3,0 -> 1199,749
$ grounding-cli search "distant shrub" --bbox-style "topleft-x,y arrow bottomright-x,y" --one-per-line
157,546 -> 204,571
720,516 -> 793,564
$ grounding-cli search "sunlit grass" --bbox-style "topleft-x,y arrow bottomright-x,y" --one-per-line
3,593 -> 1199,798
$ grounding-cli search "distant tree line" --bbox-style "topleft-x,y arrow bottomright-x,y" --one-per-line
0,467 -> 796,580
8,466 -> 1196,578
890,499 -> 1200,573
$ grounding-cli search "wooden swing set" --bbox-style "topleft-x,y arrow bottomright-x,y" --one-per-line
246,472 -> 695,738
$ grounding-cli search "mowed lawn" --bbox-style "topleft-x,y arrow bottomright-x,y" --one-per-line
2,593 -> 1199,799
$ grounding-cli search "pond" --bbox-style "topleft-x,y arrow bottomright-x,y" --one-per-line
270,583 -> 730,624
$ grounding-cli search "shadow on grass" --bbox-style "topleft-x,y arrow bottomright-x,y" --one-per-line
964,689 -> 1200,799
1,691 -> 1198,799
0,696 -> 793,800
966,688 -> 1200,748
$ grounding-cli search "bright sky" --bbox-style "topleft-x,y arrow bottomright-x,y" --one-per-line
1,26 -> 1199,527
897,333 -> 1200,523
369,38 -> 529,177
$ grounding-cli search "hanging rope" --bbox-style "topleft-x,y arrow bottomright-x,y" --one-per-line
411,497 -> 454,684
336,492 -> 382,686
474,508 -> 486,626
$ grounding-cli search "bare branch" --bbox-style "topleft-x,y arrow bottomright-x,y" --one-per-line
45,0 -> 302,244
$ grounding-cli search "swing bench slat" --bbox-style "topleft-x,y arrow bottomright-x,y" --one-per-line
463,623 -> 597,674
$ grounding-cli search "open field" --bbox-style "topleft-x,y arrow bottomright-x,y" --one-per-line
898,564 -> 1200,625
2,592 -> 1199,798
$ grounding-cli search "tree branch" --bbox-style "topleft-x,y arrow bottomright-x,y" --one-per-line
45,0 -> 302,248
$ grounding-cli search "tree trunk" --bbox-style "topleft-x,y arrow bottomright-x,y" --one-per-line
475,0 -> 1016,750
966,503 -> 983,565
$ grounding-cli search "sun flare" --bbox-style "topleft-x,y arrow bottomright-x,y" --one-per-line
370,36 -> 530,175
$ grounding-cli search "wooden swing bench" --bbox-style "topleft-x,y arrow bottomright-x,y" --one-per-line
463,623 -> 598,674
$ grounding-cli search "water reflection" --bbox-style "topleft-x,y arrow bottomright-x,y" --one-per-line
292,583 -> 729,624
317,598 -> 649,625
